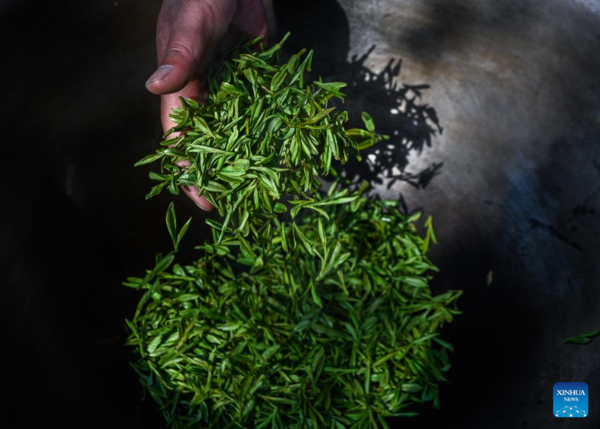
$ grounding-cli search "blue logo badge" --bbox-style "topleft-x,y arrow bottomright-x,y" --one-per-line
554,382 -> 588,418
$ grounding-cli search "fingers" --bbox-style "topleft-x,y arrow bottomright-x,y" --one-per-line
160,79 -> 204,133
161,79 -> 213,211
174,160 -> 213,212
216,0 -> 268,58
182,185 -> 214,212
232,0 -> 269,44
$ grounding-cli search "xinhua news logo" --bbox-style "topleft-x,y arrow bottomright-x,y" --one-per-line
554,382 -> 588,418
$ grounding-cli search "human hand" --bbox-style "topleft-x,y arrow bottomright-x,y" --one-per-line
145,0 -> 268,210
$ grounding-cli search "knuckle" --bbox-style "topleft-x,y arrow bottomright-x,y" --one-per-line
203,0 -> 237,31
165,40 -> 197,64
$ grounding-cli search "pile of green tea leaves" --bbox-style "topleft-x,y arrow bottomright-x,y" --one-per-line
126,33 -> 462,429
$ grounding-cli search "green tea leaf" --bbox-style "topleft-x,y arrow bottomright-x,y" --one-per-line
564,331 -> 600,345
166,202 -> 177,250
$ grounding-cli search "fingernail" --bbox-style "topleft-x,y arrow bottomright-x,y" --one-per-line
195,201 -> 212,212
195,202 -> 207,211
145,65 -> 173,86
183,185 -> 212,212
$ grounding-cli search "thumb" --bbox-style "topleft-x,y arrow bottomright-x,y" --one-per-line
146,0 -> 237,95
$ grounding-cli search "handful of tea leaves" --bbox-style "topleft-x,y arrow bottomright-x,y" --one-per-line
134,33 -> 384,240
126,33 -> 461,428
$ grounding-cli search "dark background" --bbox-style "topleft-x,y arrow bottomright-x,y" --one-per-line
1,0 -> 599,428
